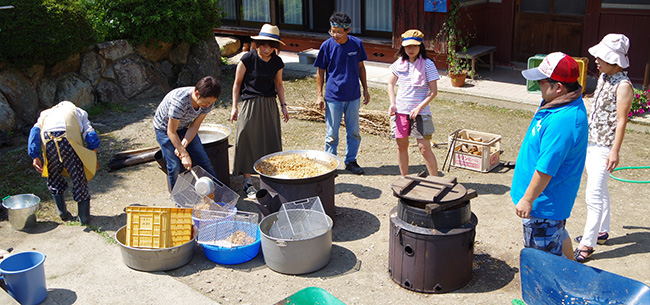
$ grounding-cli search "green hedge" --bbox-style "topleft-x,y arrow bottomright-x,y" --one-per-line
0,0 -> 222,69
0,0 -> 96,68
79,0 -> 222,46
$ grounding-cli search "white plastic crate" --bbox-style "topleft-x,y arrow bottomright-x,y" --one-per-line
448,129 -> 501,173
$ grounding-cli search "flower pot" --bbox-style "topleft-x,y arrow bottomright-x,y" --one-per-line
450,72 -> 467,87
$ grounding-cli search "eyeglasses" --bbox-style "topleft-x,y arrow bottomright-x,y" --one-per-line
328,29 -> 345,37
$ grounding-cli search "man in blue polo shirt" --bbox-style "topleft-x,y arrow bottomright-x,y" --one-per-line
512,52 -> 588,259
314,12 -> 371,175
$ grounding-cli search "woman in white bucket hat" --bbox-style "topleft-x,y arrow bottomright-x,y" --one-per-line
574,33 -> 633,263
231,24 -> 289,198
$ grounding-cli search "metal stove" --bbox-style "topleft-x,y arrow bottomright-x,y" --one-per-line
388,174 -> 478,293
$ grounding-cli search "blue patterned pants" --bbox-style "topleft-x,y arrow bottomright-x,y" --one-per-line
44,131 -> 90,202
522,216 -> 568,256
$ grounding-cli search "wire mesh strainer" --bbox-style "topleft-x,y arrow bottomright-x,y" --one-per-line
171,165 -> 238,210
270,197 -> 331,240
196,210 -> 259,247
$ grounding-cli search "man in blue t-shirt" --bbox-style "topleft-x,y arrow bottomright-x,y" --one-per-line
512,52 -> 588,259
314,12 -> 370,175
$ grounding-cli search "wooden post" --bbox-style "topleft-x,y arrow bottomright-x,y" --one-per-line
643,39 -> 650,90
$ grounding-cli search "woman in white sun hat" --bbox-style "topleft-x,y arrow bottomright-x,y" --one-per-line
574,33 -> 634,263
231,23 -> 289,198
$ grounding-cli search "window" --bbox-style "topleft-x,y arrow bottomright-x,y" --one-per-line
281,0 -> 303,25
520,0 -> 585,15
243,0 -> 271,22
365,0 -> 392,32
221,0 -> 237,20
218,0 -> 392,38
335,0 -> 392,36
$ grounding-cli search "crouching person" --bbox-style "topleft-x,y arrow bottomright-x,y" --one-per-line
28,101 -> 100,225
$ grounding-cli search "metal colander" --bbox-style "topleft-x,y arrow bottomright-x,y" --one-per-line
171,165 -> 238,211
269,197 -> 330,240
196,210 -> 259,247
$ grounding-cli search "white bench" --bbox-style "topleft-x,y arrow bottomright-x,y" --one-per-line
456,45 -> 496,79
298,48 -> 319,65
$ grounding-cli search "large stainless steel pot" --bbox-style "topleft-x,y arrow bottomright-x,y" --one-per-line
253,150 -> 340,220
259,212 -> 333,275
253,150 -> 340,183
198,123 -> 232,187
115,226 -> 196,272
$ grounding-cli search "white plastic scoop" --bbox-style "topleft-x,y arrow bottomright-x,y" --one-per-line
190,169 -> 215,196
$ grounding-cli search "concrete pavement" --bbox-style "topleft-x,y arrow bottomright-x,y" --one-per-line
0,224 -> 215,304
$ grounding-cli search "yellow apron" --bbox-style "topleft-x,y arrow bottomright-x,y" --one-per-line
39,102 -> 97,181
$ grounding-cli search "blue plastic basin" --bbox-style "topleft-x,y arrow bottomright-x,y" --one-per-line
201,221 -> 261,265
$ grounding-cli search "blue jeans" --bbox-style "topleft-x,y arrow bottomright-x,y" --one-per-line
155,128 -> 216,190
324,99 -> 361,164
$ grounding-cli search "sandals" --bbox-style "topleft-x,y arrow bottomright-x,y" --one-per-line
574,232 -> 609,245
574,247 -> 595,263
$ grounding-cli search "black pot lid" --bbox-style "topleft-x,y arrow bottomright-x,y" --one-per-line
390,174 -> 468,205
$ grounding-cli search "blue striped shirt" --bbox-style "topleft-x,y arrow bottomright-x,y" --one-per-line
153,87 -> 213,131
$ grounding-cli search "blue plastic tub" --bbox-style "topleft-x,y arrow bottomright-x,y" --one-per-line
520,248 -> 650,304
0,251 -> 47,305
201,221 -> 261,265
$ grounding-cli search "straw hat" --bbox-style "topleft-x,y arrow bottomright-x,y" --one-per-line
401,29 -> 424,47
588,33 -> 630,68
250,24 -> 285,45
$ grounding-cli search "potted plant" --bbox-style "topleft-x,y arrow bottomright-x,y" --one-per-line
435,0 -> 474,87
629,88 -> 649,118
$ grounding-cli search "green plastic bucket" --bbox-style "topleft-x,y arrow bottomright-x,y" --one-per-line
277,287 -> 345,305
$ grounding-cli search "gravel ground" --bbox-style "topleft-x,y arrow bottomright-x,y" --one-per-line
2,66 -> 650,304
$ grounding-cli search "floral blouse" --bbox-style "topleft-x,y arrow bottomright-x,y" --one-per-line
588,71 -> 631,147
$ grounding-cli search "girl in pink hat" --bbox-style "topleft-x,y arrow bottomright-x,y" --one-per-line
574,33 -> 634,262
387,29 -> 440,177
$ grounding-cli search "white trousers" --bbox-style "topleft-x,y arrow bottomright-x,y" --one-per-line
580,144 -> 611,248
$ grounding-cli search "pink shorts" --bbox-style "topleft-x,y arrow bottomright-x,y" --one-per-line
391,113 -> 435,139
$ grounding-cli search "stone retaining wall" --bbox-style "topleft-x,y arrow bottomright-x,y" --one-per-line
0,35 -> 221,138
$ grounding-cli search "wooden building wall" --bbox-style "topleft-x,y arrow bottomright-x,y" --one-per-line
583,0 -> 650,83
392,0 -> 447,67
392,0 -> 509,69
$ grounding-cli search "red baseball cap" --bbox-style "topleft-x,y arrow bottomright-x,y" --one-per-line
522,52 -> 579,83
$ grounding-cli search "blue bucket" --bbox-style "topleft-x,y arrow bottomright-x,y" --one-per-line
201,221 -> 261,265
0,251 -> 47,305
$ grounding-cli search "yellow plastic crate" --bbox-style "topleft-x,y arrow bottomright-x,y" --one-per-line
126,206 -> 193,249
573,57 -> 589,93
169,208 -> 193,247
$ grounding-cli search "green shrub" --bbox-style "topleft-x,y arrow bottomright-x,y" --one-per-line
0,0 -> 96,68
78,0 -> 222,45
